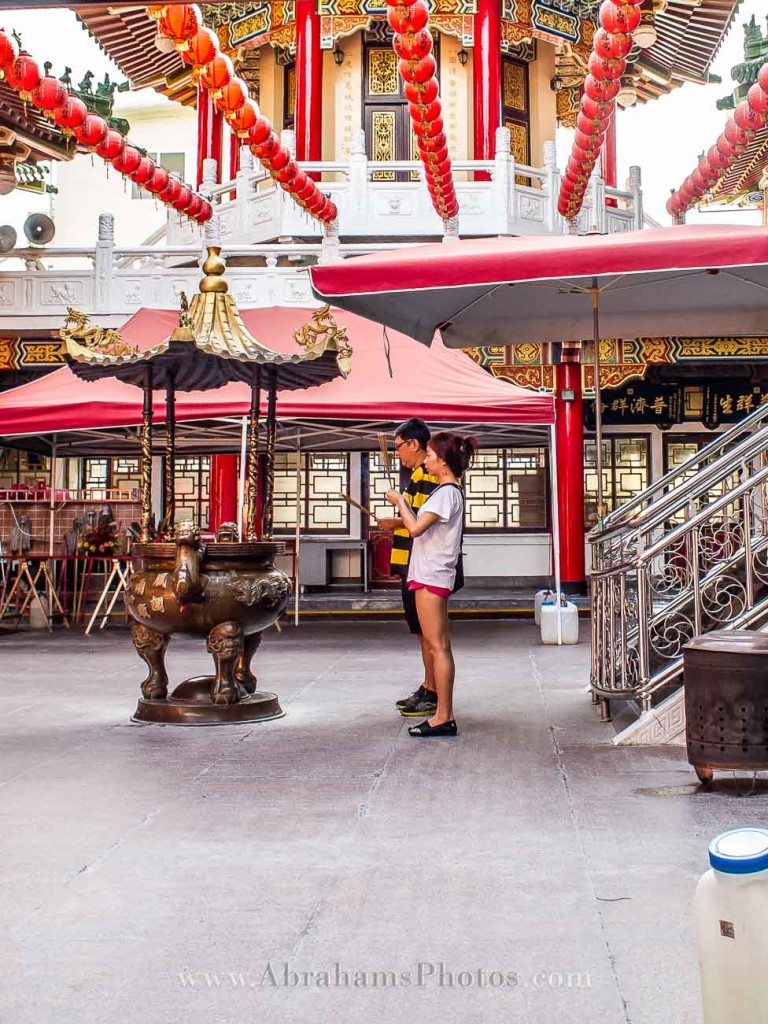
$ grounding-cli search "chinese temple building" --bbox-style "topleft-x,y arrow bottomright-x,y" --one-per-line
0,0 -> 750,596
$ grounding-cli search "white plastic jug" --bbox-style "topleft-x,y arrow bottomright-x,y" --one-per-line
693,827 -> 768,1023
539,599 -> 579,645
534,589 -> 555,626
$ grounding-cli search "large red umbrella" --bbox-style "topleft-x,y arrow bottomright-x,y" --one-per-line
311,224 -> 768,512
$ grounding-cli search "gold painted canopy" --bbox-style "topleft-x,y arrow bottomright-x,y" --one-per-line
63,248 -> 352,392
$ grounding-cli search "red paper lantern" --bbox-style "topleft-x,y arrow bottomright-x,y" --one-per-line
577,111 -> 607,135
587,52 -> 626,81
581,95 -> 612,121
0,29 -> 16,71
74,114 -> 108,148
325,202 -> 338,222
557,195 -> 571,216
715,134 -> 735,162
158,177 -> 182,206
404,78 -> 439,104
197,201 -> 214,224
172,185 -> 194,212
384,0 -> 419,6
599,1 -> 641,34
409,99 -> 442,122
734,99 -> 764,133
297,179 -> 315,203
184,26 -> 218,67
759,64 -> 768,94
422,145 -> 449,165
574,129 -> 598,152
112,145 -> 142,176
393,30 -> 433,62
159,4 -> 201,42
285,170 -> 309,195
273,159 -> 298,183
263,146 -> 290,172
690,169 -> 706,193
6,51 -> 41,95
593,28 -> 632,60
186,194 -> 203,220
32,76 -> 67,112
247,116 -> 272,147
53,94 -> 87,131
216,77 -> 248,114
226,98 -> 259,137
201,53 -> 234,94
724,118 -> 747,154
398,55 -> 436,84
417,132 -> 446,153
413,117 -> 444,138
706,144 -> 726,171
131,157 -> 155,186
583,74 -> 620,103
306,193 -> 325,215
146,166 -> 171,195
96,128 -> 126,162
251,132 -> 280,161
747,82 -> 768,115
387,0 -> 429,35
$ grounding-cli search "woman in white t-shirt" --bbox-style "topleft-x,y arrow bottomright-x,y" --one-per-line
386,431 -> 477,737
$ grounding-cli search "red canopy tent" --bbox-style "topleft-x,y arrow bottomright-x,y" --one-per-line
0,305 -> 553,445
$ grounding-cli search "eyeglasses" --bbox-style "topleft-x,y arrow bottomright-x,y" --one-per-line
393,440 -> 413,451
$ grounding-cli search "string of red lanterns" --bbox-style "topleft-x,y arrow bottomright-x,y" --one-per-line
0,27 -> 212,224
385,0 -> 458,222
557,0 -> 642,222
666,62 -> 768,219
150,4 -> 337,224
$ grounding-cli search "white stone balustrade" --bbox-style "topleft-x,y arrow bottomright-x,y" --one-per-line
0,146 -> 643,333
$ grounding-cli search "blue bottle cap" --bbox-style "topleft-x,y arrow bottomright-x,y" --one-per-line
708,828 -> 768,875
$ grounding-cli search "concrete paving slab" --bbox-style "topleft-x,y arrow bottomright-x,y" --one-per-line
1,620 -> 765,1024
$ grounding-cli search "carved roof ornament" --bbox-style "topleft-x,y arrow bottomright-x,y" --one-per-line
64,249 -> 352,392
294,304 -> 353,377
60,307 -> 139,358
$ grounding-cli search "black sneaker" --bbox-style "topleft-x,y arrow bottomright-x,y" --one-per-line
395,684 -> 427,710
398,688 -> 438,718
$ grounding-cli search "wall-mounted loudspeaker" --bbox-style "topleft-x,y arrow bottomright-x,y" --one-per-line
23,213 -> 55,246
0,225 -> 17,253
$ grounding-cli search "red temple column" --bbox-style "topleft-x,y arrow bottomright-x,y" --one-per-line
196,84 -> 224,188
295,0 -> 323,172
555,362 -> 586,593
602,114 -> 617,207
473,0 -> 501,182
209,455 -> 239,533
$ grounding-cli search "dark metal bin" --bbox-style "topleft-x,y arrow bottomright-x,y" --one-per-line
684,630 -> 768,784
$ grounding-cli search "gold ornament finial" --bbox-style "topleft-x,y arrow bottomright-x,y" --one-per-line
200,246 -> 228,294
178,290 -> 194,329
294,304 -> 353,375
60,306 -> 138,357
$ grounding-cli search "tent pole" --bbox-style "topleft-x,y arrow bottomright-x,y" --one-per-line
164,377 -> 175,530
294,429 -> 301,627
49,436 -> 57,559
591,279 -> 605,524
245,366 -> 261,542
549,422 -> 563,645
237,415 -> 247,542
140,365 -> 154,543
262,369 -> 278,539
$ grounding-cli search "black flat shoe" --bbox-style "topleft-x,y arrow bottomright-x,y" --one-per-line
408,719 -> 458,737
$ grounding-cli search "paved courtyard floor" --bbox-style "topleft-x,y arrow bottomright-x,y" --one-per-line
1,619 -> 766,1024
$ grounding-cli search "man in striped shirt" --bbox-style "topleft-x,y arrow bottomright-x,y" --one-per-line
377,418 -> 439,717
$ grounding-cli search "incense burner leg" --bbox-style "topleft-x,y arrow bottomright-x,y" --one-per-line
207,621 -> 243,705
236,631 -> 262,695
132,623 -> 169,700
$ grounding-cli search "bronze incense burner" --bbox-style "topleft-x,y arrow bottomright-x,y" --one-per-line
63,247 -> 350,725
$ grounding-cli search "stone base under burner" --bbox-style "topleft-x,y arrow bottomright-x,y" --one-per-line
132,676 -> 284,725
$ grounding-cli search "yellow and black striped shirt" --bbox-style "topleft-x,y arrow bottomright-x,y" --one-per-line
390,464 -> 439,575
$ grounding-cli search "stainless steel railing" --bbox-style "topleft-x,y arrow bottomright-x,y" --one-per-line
590,429 -> 768,712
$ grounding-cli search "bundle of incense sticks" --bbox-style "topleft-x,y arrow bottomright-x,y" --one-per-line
377,432 -> 395,486
340,494 -> 377,521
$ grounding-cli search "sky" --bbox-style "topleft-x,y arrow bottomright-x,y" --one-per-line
0,0 -> 764,231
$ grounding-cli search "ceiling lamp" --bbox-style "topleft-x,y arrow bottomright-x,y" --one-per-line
616,76 -> 638,108
633,8 -> 657,49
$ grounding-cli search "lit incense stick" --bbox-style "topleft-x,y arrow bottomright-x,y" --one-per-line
340,493 -> 377,521
377,431 -> 395,487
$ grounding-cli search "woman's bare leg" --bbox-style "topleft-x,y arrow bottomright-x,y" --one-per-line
414,589 -> 454,724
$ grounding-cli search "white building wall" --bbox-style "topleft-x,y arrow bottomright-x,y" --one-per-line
51,91 -> 197,248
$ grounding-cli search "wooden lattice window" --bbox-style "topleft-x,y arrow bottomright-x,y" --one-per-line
273,453 -> 350,535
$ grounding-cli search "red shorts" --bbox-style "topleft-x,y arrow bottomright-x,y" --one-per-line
408,580 -> 451,599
